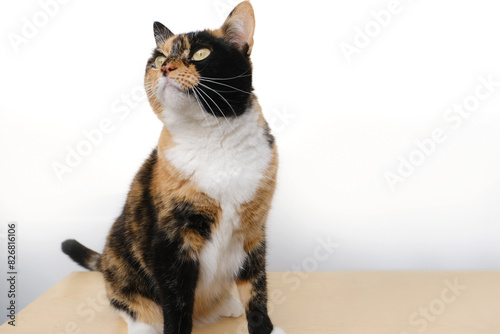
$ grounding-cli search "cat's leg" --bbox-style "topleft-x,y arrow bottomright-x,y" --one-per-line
152,238 -> 200,334
105,290 -> 163,334
104,245 -> 198,334
236,242 -> 286,334
155,258 -> 199,334
100,255 -> 164,333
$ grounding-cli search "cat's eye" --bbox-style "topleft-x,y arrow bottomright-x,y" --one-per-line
192,48 -> 211,61
154,56 -> 167,68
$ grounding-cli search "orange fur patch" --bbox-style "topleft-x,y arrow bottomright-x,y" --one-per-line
170,64 -> 200,91
130,296 -> 163,328
160,35 -> 176,55
236,280 -> 253,309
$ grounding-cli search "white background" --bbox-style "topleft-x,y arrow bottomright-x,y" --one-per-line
1,0 -> 500,311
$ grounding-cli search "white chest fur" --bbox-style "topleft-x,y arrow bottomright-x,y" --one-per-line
163,106 -> 272,205
162,105 -> 272,293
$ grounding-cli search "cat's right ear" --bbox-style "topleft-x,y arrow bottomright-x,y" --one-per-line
153,21 -> 174,47
220,1 -> 255,55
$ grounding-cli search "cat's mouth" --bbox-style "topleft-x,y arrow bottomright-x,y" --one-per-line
155,76 -> 194,110
161,77 -> 183,92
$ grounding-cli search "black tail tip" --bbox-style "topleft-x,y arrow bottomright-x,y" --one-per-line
61,239 -> 100,271
62,239 -> 76,255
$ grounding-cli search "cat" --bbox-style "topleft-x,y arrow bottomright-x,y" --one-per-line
61,2 -> 285,334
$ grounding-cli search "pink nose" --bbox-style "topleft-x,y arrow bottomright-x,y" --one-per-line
161,64 -> 177,76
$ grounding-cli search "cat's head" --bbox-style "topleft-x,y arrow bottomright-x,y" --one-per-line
144,1 -> 255,122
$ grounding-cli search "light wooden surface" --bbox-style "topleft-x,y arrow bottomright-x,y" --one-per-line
1,271 -> 499,333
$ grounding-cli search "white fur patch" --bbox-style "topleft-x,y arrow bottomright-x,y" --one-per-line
120,312 -> 160,334
217,294 -> 245,318
271,327 -> 286,334
160,91 -> 273,315
197,203 -> 247,290
163,103 -> 272,205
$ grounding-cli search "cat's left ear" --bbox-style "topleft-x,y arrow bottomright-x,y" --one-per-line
220,1 -> 255,55
153,21 -> 174,47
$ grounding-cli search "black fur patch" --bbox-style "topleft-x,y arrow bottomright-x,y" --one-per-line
237,242 -> 274,334
263,122 -> 275,148
171,200 -> 213,240
187,30 -> 253,118
238,241 -> 266,281
170,35 -> 188,58
246,303 -> 274,334
152,232 -> 199,333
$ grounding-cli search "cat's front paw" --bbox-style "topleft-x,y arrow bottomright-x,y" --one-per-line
219,295 -> 245,318
271,327 -> 286,334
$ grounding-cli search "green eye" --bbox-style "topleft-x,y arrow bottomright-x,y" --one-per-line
192,48 -> 211,61
154,56 -> 167,68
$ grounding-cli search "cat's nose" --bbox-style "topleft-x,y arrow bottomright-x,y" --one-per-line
161,64 -> 177,76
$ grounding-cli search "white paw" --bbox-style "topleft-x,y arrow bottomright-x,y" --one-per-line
127,322 -> 158,334
194,295 -> 245,325
271,327 -> 286,334
121,311 -> 159,334
219,295 -> 245,318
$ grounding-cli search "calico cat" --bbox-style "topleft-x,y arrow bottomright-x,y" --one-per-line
61,2 -> 285,334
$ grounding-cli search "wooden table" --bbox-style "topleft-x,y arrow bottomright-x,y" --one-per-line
1,271 -> 499,333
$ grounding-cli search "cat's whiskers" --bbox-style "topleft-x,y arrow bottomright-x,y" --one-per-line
196,86 -> 234,130
198,78 -> 253,95
193,87 -> 220,129
193,87 -> 223,135
143,83 -> 158,99
190,88 -> 211,128
197,83 -> 238,118
198,69 -> 251,81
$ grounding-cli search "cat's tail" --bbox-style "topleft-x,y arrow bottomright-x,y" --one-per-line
61,239 -> 101,271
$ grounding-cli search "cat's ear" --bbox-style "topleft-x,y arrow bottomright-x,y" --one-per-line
153,21 -> 174,47
220,1 -> 255,55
